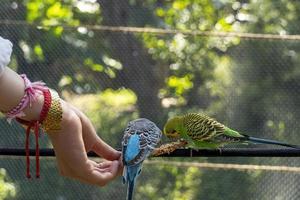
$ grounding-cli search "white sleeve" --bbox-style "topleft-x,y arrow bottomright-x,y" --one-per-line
0,36 -> 13,72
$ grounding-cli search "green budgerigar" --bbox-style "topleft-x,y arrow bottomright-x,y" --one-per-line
163,113 -> 299,149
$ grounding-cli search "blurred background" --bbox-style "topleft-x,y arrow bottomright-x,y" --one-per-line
0,0 -> 300,199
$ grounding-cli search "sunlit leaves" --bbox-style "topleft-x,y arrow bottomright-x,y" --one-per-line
67,88 -> 137,111
27,0 -> 73,23
26,0 -> 79,36
172,0 -> 189,10
84,58 -> 104,72
58,75 -> 73,87
236,0 -> 299,34
141,0 -> 239,109
46,2 -> 72,20
173,167 -> 201,200
102,55 -> 123,70
138,164 -> 201,200
26,0 -> 44,22
266,120 -> 286,140
215,18 -> 233,31
83,55 -> 123,78
75,0 -> 100,14
169,34 -> 187,57
33,44 -> 44,60
155,8 -> 165,17
99,89 -> 137,107
205,55 -> 232,98
167,75 -> 193,96
0,169 -> 15,200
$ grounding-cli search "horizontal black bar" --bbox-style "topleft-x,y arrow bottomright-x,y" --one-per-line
0,148 -> 300,157
161,148 -> 300,157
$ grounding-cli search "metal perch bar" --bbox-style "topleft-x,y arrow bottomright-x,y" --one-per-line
0,148 -> 300,157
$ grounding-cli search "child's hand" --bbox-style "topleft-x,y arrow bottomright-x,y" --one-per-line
48,101 -> 122,186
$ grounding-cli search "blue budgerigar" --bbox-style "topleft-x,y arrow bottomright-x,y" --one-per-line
122,118 -> 162,200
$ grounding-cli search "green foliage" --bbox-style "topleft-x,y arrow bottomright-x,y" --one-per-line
137,162 -> 201,200
0,169 -> 16,200
142,0 -> 240,110
167,75 -> 193,96
27,0 -> 78,26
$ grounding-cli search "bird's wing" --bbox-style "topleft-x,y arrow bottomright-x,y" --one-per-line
183,113 -> 225,142
122,118 -> 162,166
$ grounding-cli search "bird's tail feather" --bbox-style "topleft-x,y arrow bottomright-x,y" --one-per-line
127,180 -> 135,200
243,135 -> 299,149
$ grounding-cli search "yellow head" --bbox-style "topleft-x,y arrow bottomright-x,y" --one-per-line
163,116 -> 183,138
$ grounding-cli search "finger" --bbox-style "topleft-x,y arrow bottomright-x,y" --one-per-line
107,160 -> 119,176
94,165 -> 112,173
98,160 -> 113,169
97,160 -> 122,175
66,160 -> 119,186
95,160 -> 119,178
80,160 -> 118,186
91,137 -> 121,160
117,160 -> 124,176
94,167 -> 110,173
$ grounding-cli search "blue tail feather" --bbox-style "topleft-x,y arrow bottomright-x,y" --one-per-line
245,135 -> 299,149
127,180 -> 135,200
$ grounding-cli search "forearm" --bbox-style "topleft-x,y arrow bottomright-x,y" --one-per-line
0,68 -> 25,112
0,68 -> 45,121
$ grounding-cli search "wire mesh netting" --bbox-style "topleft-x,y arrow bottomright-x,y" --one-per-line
0,0 -> 300,200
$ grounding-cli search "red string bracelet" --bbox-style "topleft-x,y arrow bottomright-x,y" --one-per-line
16,89 -> 51,178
